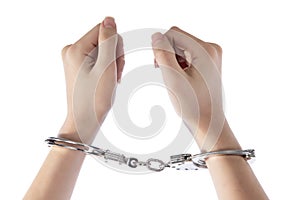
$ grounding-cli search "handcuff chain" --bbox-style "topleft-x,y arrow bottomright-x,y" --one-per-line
45,137 -> 255,172
45,137 -> 168,172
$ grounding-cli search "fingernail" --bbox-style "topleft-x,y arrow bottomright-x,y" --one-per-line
103,17 -> 115,28
151,32 -> 164,45
176,54 -> 189,69
117,78 -> 121,84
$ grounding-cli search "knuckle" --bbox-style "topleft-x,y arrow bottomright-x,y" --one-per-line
61,44 -> 82,58
165,26 -> 181,37
170,26 -> 180,31
208,43 -> 223,54
61,44 -> 72,57
204,44 -> 219,59
166,26 -> 181,37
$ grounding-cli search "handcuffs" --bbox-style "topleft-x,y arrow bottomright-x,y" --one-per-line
45,137 -> 255,172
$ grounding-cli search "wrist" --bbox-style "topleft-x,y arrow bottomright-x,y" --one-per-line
211,121 -> 241,151
194,119 -> 241,152
59,112 -> 106,144
59,116 -> 81,142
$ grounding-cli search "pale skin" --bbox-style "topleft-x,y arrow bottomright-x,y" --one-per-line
24,17 -> 269,200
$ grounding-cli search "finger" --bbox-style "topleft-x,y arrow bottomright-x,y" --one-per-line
165,26 -> 219,73
92,17 -> 118,75
152,32 -> 190,93
165,26 -> 207,59
168,26 -> 206,45
207,42 -> 223,72
116,35 -> 125,83
151,32 -> 183,72
166,26 -> 222,64
74,23 -> 100,55
99,17 -> 117,41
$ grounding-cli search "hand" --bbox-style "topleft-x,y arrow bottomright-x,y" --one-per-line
151,27 -> 225,151
59,17 -> 124,144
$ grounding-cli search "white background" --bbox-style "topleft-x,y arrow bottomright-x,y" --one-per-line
1,0 -> 300,199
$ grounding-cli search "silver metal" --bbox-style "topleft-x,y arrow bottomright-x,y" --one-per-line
45,137 -> 255,172
103,150 -> 127,165
127,157 -> 139,168
170,154 -> 192,164
192,149 -> 256,168
146,158 -> 166,172
168,154 -> 203,170
45,137 -> 105,156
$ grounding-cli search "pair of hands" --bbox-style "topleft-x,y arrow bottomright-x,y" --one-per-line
25,17 -> 267,200
59,17 -> 224,151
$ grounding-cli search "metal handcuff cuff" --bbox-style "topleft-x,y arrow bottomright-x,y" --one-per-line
45,137 -> 255,172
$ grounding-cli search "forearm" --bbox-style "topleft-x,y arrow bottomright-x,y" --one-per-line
24,144 -> 85,200
197,121 -> 269,200
207,155 -> 268,200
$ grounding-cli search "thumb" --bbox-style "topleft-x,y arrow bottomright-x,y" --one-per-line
93,17 -> 118,75
99,17 -> 117,41
151,32 -> 183,72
